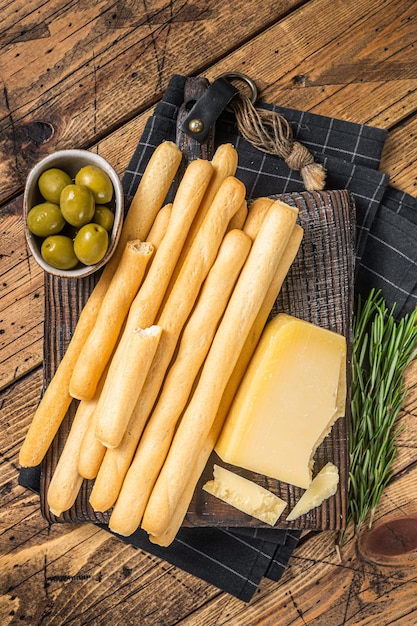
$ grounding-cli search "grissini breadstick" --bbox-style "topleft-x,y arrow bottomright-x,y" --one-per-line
112,158 -> 213,335
69,240 -> 154,400
120,142 -> 182,249
134,177 -> 246,424
46,396 -> 97,517
94,326 -> 162,448
214,226 -> 304,443
243,197 -> 274,240
147,203 -> 172,246
77,413 -> 106,481
177,144 -> 238,261
228,200 -> 248,231
89,176 -> 245,512
229,224 -> 304,375
77,363 -> 111,480
149,224 -> 303,546
71,162 -> 203,403
109,229 -> 252,536
141,201 -> 299,537
149,409 -> 226,547
19,141 -> 182,467
160,144 -> 238,310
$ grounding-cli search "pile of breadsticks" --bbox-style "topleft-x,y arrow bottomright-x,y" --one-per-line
19,141 -> 303,546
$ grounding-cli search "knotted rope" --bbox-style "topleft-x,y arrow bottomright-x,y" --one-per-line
229,93 -> 326,191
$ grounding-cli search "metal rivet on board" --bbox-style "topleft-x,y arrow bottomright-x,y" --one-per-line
188,118 -> 204,134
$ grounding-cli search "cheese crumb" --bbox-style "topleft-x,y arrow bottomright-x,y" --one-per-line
203,464 -> 287,525
286,462 -> 339,521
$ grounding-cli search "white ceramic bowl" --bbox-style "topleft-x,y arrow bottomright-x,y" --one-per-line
24,149 -> 124,278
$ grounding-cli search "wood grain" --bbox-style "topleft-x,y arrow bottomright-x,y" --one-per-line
204,0 -> 417,131
0,0 -> 303,203
1,0 -> 417,623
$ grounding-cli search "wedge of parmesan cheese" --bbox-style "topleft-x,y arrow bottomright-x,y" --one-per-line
286,462 -> 339,520
215,313 -> 346,489
203,464 -> 287,525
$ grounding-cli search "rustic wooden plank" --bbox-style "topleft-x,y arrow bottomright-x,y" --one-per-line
394,359 -> 417,471
95,0 -> 417,197
2,0 -> 415,204
2,507 -> 220,626
1,503 -> 220,625
204,0 -> 417,128
0,0 -> 305,203
2,369 -> 44,480
380,114 -> 417,194
0,204 -> 43,391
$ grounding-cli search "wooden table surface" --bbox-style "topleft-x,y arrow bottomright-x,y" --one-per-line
1,0 -> 417,624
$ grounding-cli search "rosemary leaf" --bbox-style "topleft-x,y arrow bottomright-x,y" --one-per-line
345,288 -> 417,539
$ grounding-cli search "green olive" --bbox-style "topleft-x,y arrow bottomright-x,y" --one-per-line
93,205 -> 115,231
75,165 -> 113,204
73,223 -> 109,265
38,168 -> 72,204
27,202 -> 66,237
60,184 -> 95,227
41,235 -> 79,270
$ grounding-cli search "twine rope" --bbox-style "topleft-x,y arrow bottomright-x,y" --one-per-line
229,93 -> 326,191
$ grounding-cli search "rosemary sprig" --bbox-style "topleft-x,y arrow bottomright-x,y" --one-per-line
346,288 -> 417,537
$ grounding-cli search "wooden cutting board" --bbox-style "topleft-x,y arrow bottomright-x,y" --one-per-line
39,186 -> 355,532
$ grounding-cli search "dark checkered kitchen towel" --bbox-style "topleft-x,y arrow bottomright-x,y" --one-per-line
20,74 -> 417,602
116,75 -> 417,599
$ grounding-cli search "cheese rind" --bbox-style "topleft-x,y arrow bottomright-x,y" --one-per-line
286,462 -> 339,520
215,313 -> 346,489
203,464 -> 287,525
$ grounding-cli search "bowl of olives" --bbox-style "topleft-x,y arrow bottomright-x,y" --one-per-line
24,150 -> 124,278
